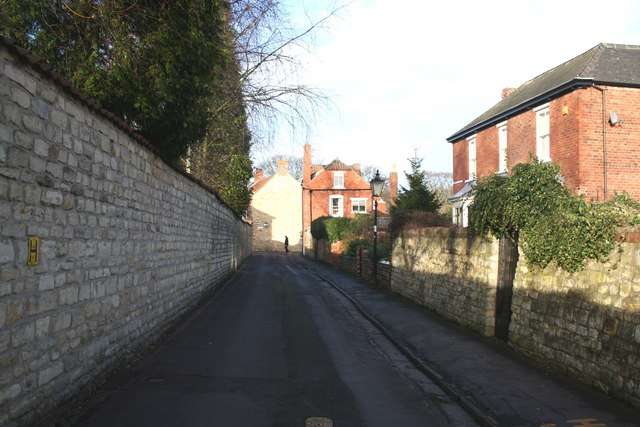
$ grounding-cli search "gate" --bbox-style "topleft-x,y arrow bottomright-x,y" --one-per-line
495,236 -> 519,341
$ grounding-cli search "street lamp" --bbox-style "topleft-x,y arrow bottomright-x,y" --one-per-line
370,170 -> 385,285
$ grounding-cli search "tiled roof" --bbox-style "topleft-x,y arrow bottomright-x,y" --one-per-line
323,159 -> 353,171
250,176 -> 273,193
447,43 -> 640,142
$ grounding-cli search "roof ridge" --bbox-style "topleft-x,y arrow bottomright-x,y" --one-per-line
601,42 -> 640,49
507,44 -> 601,95
574,43 -> 605,79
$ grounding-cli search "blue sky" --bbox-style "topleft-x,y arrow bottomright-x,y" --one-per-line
257,0 -> 640,179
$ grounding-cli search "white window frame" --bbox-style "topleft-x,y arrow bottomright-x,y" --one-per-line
329,195 -> 344,217
497,121 -> 508,173
351,198 -> 367,214
451,197 -> 473,228
535,103 -> 550,162
467,135 -> 477,181
332,171 -> 345,189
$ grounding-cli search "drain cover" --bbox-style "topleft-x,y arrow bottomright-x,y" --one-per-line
305,417 -> 333,427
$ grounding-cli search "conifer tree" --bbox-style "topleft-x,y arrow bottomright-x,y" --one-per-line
393,151 -> 441,213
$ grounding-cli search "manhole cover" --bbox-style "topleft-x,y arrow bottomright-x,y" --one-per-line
305,416 -> 333,427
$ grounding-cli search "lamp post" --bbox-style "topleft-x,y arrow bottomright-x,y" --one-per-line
370,170 -> 385,285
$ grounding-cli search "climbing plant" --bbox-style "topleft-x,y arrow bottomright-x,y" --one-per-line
469,159 -> 640,272
311,216 -> 353,243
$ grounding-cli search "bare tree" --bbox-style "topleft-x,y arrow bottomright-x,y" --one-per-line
229,0 -> 348,152
424,171 -> 453,212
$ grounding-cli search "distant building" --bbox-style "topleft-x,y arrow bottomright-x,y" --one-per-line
447,43 -> 640,227
301,144 -> 398,251
249,159 -> 302,252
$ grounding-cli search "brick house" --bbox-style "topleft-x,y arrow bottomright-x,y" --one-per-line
250,159 -> 302,252
447,43 -> 640,226
301,144 -> 398,251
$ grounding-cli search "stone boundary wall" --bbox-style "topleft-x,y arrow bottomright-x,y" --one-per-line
309,239 -> 391,287
390,226 -> 640,408
339,252 -> 391,288
0,40 -> 251,426
390,227 -> 499,336
509,239 -> 640,408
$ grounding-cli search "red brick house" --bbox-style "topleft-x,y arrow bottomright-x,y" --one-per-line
447,43 -> 640,226
301,144 -> 398,251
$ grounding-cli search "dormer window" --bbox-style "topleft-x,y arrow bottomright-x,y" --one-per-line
333,171 -> 345,189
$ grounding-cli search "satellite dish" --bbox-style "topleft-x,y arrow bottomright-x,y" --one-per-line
610,111 -> 618,125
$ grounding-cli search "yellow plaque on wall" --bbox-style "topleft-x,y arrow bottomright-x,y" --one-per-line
27,236 -> 39,266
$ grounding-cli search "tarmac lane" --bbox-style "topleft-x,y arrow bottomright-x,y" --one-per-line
59,253 -> 478,427
294,256 -> 640,427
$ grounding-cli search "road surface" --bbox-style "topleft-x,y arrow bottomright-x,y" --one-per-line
62,253 -> 478,426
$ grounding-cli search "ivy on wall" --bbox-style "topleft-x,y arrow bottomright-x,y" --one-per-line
469,159 -> 640,273
310,215 -> 392,259
311,216 -> 361,243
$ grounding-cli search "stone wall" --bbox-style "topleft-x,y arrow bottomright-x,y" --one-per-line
339,251 -> 391,288
390,227 -> 499,336
509,239 -> 640,407
390,226 -> 640,408
0,40 -> 251,426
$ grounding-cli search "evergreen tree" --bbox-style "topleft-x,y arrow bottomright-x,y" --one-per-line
393,152 -> 441,213
1,0 -> 237,163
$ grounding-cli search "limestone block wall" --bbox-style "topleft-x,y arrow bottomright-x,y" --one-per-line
509,240 -> 640,407
0,40 -> 251,426
390,224 -> 640,407
390,228 -> 499,336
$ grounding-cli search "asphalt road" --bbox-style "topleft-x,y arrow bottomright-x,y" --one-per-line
61,253 -> 478,427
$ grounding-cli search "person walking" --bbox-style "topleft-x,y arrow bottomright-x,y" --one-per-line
284,236 -> 289,253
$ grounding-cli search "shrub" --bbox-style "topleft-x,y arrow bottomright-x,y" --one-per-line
469,159 -> 640,272
325,217 -> 352,243
310,216 -> 329,241
311,216 -> 367,244
343,239 -> 370,257
389,209 -> 452,236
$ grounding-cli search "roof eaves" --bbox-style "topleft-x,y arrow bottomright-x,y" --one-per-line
446,78 -> 595,143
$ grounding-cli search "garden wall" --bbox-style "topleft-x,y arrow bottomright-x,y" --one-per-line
310,239 -> 391,287
0,39 -> 251,426
390,226 -> 640,407
391,227 -> 499,336
509,234 -> 640,407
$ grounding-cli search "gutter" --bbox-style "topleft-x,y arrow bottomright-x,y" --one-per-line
446,79 -> 597,143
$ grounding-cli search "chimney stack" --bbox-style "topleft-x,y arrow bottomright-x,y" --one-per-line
277,158 -> 289,176
502,87 -> 516,99
303,144 -> 312,185
389,164 -> 398,203
254,168 -> 264,183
